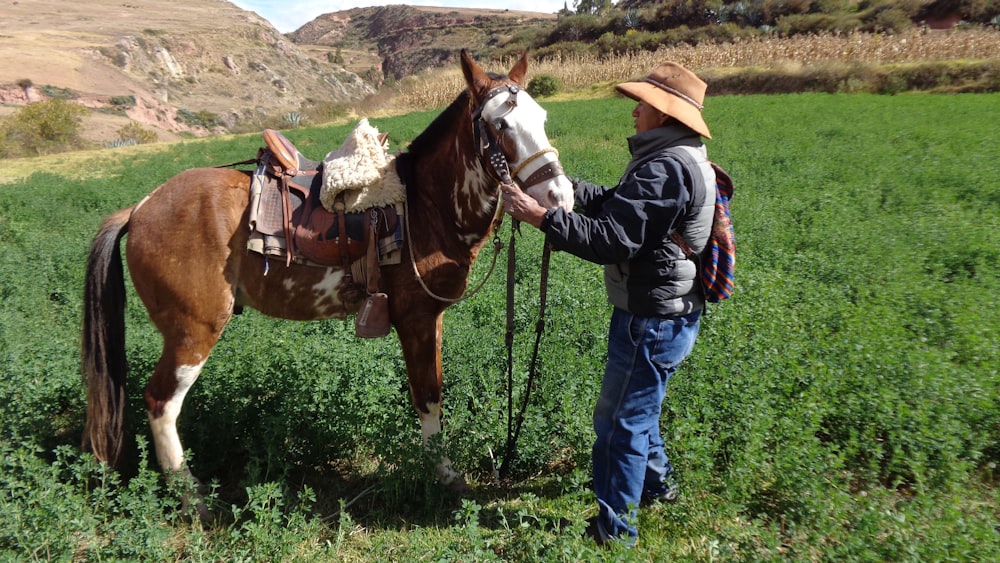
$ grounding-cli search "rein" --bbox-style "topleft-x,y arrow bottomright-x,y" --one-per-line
472,84 -> 556,478
408,83 -> 553,477
498,227 -> 551,480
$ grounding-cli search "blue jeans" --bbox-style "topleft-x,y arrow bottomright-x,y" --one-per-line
591,307 -> 701,544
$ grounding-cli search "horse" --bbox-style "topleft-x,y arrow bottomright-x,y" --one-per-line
81,50 -> 574,490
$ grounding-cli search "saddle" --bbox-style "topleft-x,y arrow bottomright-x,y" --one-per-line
249,129 -> 399,337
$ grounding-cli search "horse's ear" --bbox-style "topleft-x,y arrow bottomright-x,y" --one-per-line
508,50 -> 529,86
461,49 -> 490,97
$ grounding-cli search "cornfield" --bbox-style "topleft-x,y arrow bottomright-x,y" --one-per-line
389,28 -> 1000,110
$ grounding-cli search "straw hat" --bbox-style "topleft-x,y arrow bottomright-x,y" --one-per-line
615,62 -> 711,139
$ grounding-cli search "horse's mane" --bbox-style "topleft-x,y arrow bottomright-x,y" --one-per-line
395,89 -> 472,197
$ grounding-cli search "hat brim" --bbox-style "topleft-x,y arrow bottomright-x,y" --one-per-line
616,82 -> 712,139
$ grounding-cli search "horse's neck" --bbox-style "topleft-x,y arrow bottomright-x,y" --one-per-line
411,121 -> 499,251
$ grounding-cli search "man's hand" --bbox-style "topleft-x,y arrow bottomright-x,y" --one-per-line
501,183 -> 548,228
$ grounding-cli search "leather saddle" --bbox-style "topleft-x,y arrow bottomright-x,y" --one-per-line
257,129 -> 398,270
254,129 -> 397,338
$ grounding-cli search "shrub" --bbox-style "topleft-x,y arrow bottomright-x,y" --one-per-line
777,13 -> 865,35
109,95 -> 136,111
176,108 -> 220,128
0,99 -> 88,157
546,13 -> 607,43
115,121 -> 158,145
527,74 -> 562,98
305,101 -> 350,124
651,0 -> 714,29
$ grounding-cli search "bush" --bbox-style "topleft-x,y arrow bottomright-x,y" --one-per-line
176,108 -> 220,128
527,74 -> 562,98
0,99 -> 88,158
115,121 -> 158,145
546,13 -> 607,43
109,95 -> 137,111
777,13 -> 865,35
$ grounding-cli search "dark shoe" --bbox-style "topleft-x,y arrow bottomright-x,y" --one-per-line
641,482 -> 680,506
583,517 -> 608,546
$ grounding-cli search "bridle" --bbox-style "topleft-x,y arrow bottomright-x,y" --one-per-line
406,82 -> 565,305
472,83 -> 558,479
472,84 -> 565,192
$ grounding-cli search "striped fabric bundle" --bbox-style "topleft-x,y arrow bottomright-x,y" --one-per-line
701,163 -> 735,302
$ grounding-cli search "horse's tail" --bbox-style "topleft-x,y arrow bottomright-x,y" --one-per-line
81,206 -> 133,466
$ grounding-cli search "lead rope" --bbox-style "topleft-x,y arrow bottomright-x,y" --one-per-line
499,231 -> 551,480
404,199 -> 503,304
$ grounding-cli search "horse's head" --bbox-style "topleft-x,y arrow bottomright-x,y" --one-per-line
462,50 -> 574,213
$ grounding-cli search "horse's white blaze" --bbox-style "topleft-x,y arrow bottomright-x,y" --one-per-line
481,90 -> 574,212
150,360 -> 204,472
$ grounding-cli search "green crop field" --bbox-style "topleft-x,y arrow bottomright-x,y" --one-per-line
1,92 -> 998,561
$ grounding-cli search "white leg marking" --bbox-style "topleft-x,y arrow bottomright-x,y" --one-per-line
419,401 -> 462,485
419,402 -> 444,445
149,360 -> 204,472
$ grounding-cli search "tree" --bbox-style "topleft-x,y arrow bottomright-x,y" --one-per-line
574,0 -> 612,15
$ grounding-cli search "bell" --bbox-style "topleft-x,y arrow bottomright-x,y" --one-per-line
355,292 -> 390,338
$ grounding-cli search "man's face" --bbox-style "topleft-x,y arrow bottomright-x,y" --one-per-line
632,100 -> 666,133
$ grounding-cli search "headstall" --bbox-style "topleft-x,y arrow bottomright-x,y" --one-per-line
471,84 -> 564,190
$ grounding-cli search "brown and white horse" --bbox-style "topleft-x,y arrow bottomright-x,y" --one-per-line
81,50 -> 573,488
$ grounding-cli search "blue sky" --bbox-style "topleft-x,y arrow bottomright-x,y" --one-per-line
230,1 -> 568,33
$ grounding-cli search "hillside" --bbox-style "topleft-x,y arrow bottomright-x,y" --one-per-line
0,0 -> 374,142
288,5 -> 558,80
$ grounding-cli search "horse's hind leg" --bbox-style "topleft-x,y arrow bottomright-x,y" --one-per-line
141,299 -> 232,474
143,318 -> 227,520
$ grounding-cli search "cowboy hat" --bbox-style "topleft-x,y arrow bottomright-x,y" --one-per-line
615,62 -> 711,139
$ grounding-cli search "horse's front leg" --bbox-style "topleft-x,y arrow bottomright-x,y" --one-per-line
395,310 -> 467,491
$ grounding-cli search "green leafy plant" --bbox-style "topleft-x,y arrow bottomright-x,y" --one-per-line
527,74 -> 562,98
115,121 -> 158,145
0,98 -> 88,157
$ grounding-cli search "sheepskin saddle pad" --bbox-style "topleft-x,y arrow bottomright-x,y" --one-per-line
320,118 -> 405,213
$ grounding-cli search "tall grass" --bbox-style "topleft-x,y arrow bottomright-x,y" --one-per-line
1,92 -> 998,560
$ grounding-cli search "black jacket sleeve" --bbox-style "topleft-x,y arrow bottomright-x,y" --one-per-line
541,157 -> 690,265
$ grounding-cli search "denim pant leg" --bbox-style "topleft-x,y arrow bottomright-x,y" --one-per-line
644,424 -> 675,498
592,308 -> 700,543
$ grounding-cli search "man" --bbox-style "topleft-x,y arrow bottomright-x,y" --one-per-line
501,61 -> 717,546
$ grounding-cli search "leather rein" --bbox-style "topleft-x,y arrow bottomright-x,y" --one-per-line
473,83 -> 555,480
